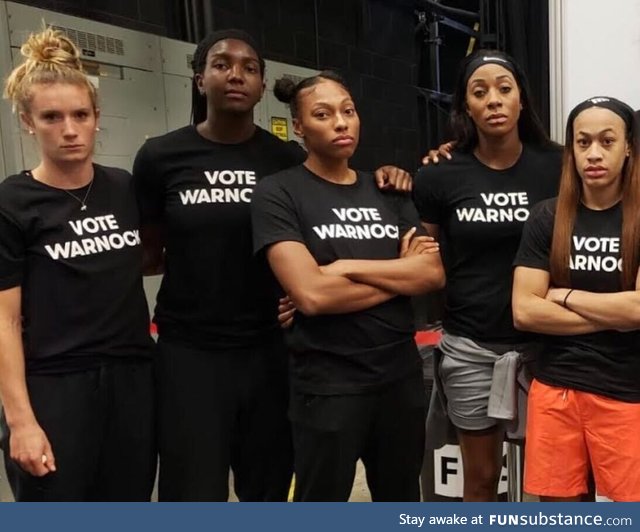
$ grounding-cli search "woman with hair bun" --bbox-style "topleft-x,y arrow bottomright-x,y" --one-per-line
252,71 -> 445,501
0,28 -> 155,501
133,29 -> 413,502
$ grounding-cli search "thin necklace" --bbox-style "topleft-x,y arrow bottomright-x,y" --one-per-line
63,178 -> 94,211
27,170 -> 94,211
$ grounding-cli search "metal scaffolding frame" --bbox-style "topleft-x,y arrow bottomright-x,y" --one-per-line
415,0 -> 506,149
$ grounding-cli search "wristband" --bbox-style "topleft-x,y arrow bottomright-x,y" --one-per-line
562,289 -> 574,308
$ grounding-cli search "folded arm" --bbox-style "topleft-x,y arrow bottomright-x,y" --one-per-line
317,226 -> 445,296
546,272 -> 640,331
512,266 -> 607,335
324,254 -> 445,296
266,241 -> 395,316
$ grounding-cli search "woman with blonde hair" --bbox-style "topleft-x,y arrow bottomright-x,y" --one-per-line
0,28 -> 155,501
513,96 -> 640,501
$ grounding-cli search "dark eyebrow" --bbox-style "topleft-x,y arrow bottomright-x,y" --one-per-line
310,97 -> 354,108
209,52 -> 259,63
576,128 -> 616,136
469,75 -> 514,85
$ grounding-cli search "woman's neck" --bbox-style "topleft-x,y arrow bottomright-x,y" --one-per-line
474,130 -> 523,170
197,109 -> 256,144
581,181 -> 623,211
31,158 -> 94,188
304,154 -> 355,184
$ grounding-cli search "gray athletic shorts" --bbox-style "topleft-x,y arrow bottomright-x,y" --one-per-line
438,332 -> 518,431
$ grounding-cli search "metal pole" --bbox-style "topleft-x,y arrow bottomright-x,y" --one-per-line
429,1 -> 443,140
506,441 -> 523,502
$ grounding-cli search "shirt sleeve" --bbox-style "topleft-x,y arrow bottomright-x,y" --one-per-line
388,191 -> 429,238
132,141 -> 165,225
513,200 -> 555,271
285,141 -> 307,165
0,208 -> 25,290
251,177 -> 305,255
412,165 -> 444,225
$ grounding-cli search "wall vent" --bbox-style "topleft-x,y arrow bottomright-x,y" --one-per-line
51,25 -> 125,56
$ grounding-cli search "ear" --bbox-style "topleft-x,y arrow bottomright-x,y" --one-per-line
626,140 -> 631,157
194,73 -> 205,96
293,118 -> 304,138
95,107 -> 101,124
20,111 -> 34,133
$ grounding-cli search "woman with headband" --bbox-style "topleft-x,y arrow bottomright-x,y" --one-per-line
513,96 -> 640,502
0,28 -> 155,501
413,49 -> 562,501
133,29 -> 413,502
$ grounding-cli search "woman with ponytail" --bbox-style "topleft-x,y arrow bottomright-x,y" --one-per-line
0,28 -> 155,501
513,96 -> 640,501
413,49 -> 562,502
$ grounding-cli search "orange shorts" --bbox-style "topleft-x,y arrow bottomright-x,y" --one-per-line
524,379 -> 640,502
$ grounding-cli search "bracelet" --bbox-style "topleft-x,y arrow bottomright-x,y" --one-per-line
562,289 -> 575,308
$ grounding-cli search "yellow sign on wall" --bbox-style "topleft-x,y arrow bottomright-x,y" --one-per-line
271,117 -> 288,141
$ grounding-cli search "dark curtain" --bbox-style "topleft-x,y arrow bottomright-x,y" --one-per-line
165,0 -> 214,43
503,0 -> 550,133
416,0 -> 551,149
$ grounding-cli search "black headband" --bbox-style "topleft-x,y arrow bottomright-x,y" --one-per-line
463,54 -> 517,87
567,96 -> 635,134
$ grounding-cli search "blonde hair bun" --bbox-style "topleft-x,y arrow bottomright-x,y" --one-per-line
20,27 -> 83,71
3,26 -> 96,113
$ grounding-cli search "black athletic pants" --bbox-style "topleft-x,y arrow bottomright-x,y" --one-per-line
291,370 -> 426,502
0,360 -> 156,501
156,337 -> 292,501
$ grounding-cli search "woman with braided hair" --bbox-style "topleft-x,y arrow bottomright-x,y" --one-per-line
0,28 -> 155,501
133,29 -> 301,503
133,28 -> 414,501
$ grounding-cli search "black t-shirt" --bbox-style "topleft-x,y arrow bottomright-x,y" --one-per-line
413,144 -> 562,343
252,165 -> 422,394
133,125 -> 305,349
0,165 -> 154,374
514,198 -> 640,402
